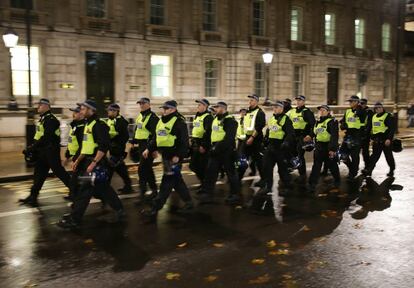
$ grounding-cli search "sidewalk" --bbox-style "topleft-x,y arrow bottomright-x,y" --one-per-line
1,128 -> 414,183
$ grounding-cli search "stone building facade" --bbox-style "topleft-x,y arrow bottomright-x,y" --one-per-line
0,0 -> 410,151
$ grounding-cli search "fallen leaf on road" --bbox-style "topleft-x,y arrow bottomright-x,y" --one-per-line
153,261 -> 161,265
251,258 -> 265,265
280,243 -> 290,248
350,261 -> 371,266
248,274 -> 271,284
306,260 -> 327,271
353,223 -> 363,229
213,243 -> 224,248
282,274 -> 292,280
321,210 -> 338,218
84,239 -> 94,244
317,193 -> 328,197
235,205 -> 243,210
266,240 -> 277,248
302,225 -> 311,232
166,272 -> 181,280
269,249 -> 290,256
204,275 -> 218,282
177,242 -> 187,248
283,279 -> 298,288
277,261 -> 290,266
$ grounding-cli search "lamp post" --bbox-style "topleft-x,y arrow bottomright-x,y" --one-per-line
2,27 -> 19,110
262,49 -> 274,105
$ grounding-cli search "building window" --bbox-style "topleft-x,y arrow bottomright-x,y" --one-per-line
291,7 -> 303,41
293,65 -> 305,97
325,13 -> 336,45
151,55 -> 171,97
10,45 -> 40,96
382,23 -> 391,52
86,0 -> 106,18
355,18 -> 365,49
384,71 -> 393,100
10,0 -> 33,9
150,0 -> 165,25
203,0 -> 217,31
205,59 -> 220,98
356,69 -> 368,98
252,0 -> 265,36
254,63 -> 265,98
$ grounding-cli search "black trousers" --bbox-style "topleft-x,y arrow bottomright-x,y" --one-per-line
241,139 -> 264,179
341,137 -> 361,178
366,140 -> 395,173
138,146 -> 157,195
189,143 -> 209,182
309,143 -> 340,186
292,135 -> 306,176
71,162 -> 123,223
109,159 -> 132,188
360,137 -> 371,168
201,151 -> 241,196
152,159 -> 191,210
30,147 -> 71,199
263,144 -> 291,189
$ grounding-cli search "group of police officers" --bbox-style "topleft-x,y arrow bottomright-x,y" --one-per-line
18,93 -> 397,228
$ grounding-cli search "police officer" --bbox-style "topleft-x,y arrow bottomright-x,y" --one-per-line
190,99 -> 213,182
198,102 -> 241,205
308,105 -> 340,191
106,103 -> 132,193
58,100 -> 125,229
359,98 -> 374,169
283,98 -> 293,114
142,100 -> 193,218
363,102 -> 395,177
19,98 -> 72,207
288,95 -> 315,181
64,105 -> 85,201
339,95 -> 367,181
237,108 -> 258,177
132,97 -> 159,201
258,101 -> 294,196
241,94 -> 266,181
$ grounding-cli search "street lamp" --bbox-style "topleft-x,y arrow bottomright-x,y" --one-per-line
262,49 -> 273,105
2,27 -> 19,110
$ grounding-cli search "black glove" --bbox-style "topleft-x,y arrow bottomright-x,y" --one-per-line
340,122 -> 347,130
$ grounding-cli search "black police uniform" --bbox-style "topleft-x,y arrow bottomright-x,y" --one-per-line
189,111 -> 213,182
68,114 -> 124,225
290,106 -> 316,177
361,106 -> 374,168
20,110 -> 71,206
240,106 -> 266,179
308,115 -> 340,189
108,115 -> 132,192
364,112 -> 395,176
65,119 -> 85,200
261,112 -> 295,193
199,112 -> 241,204
339,107 -> 367,179
148,112 -> 192,212
132,109 -> 159,197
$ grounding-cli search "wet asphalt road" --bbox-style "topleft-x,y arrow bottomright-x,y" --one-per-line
0,150 -> 413,288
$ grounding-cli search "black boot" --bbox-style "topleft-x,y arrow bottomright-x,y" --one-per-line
57,216 -> 80,229
18,196 -> 39,207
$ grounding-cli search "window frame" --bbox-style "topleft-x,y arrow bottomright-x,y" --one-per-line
150,54 -> 173,98
254,62 -> 266,99
252,0 -> 266,37
382,22 -> 392,53
204,58 -> 221,98
324,13 -> 336,45
292,64 -> 306,98
86,0 -> 107,19
291,6 -> 303,41
354,18 -> 365,49
202,0 -> 217,32
149,0 -> 166,26
10,45 -> 41,97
